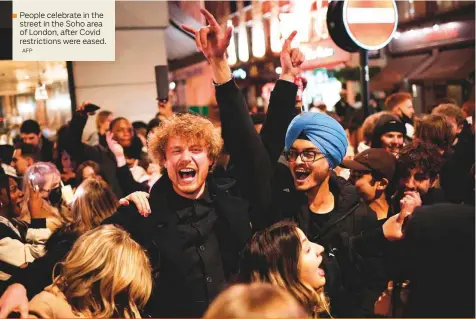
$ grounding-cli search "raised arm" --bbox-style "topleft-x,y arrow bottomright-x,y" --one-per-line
65,102 -> 103,163
105,132 -> 149,194
260,43 -> 303,164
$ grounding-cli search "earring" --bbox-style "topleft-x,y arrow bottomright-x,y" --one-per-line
0,202 -> 3,208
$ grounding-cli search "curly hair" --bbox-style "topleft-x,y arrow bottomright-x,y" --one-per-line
397,141 -> 444,182
414,113 -> 454,152
147,113 -> 223,171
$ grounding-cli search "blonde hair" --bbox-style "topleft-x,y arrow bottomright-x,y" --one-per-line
50,225 -> 152,318
240,221 -> 330,317
204,283 -> 309,318
432,103 -> 466,125
65,178 -> 118,235
147,113 -> 223,171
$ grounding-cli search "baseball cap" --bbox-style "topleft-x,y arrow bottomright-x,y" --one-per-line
340,148 -> 397,181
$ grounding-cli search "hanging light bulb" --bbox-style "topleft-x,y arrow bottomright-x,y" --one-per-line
226,20 -> 237,65
35,83 -> 48,101
237,0 -> 249,63
291,0 -> 312,44
34,63 -> 48,101
251,1 -> 265,58
238,23 -> 249,62
270,0 -> 281,53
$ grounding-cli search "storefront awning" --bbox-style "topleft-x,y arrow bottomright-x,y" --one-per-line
370,54 -> 430,91
407,47 -> 475,82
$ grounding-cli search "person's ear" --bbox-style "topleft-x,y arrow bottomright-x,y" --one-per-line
26,157 -> 34,166
430,176 -> 439,188
377,178 -> 389,191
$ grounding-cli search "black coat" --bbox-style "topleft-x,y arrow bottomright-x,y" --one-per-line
440,123 -> 475,205
39,137 -> 54,163
401,203 -> 475,317
103,174 -> 252,317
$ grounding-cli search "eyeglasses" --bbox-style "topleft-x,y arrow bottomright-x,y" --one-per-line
284,150 -> 326,163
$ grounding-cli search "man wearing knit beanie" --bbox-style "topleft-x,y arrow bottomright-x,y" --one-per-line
371,114 -> 406,156
283,112 -> 385,317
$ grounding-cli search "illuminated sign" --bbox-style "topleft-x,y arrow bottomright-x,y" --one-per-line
343,0 -> 398,50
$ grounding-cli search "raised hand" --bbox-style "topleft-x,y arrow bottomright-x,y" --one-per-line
76,101 -> 95,116
383,192 -> 421,241
106,132 -> 124,159
181,8 -> 233,61
279,31 -> 305,82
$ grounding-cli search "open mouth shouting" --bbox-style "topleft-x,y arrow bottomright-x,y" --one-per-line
178,168 -> 197,184
294,167 -> 311,182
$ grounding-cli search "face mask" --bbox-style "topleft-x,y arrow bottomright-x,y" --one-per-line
48,187 -> 63,206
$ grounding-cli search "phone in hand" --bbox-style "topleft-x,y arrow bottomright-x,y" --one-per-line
29,173 -> 40,192
84,103 -> 101,113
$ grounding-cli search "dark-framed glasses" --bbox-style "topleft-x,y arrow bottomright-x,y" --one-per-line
284,150 -> 326,163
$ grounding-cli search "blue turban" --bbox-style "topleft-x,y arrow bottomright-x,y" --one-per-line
285,112 -> 348,168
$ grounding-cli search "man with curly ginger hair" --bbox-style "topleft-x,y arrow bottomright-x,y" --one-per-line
103,111 -> 259,317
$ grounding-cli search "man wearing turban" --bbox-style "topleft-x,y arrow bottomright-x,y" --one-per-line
206,22 -> 386,316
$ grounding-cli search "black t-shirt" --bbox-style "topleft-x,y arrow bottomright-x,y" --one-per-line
309,209 -> 332,234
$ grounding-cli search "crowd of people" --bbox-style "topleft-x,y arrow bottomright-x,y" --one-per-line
0,8 -> 474,318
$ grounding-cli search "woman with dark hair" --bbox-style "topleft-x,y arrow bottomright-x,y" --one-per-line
75,160 -> 104,185
239,220 -> 330,317
0,167 -> 51,293
54,125 -> 77,188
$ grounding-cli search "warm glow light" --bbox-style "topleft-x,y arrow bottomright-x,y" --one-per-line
291,0 -> 312,43
270,1 -> 281,53
238,24 -> 249,62
18,102 -> 34,113
48,95 -> 71,110
226,20 -> 237,65
252,20 -> 266,58
35,83 -> 48,100
275,67 -> 282,74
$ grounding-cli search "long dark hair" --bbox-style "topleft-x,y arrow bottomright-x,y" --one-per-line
239,220 -> 330,317
0,167 -> 12,216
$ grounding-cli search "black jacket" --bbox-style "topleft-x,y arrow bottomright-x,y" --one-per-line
284,174 -> 385,317
103,174 -> 253,317
66,113 -> 124,198
215,80 -> 385,317
8,228 -> 77,299
440,123 -> 475,205
39,137 -> 54,163
400,204 -> 475,317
